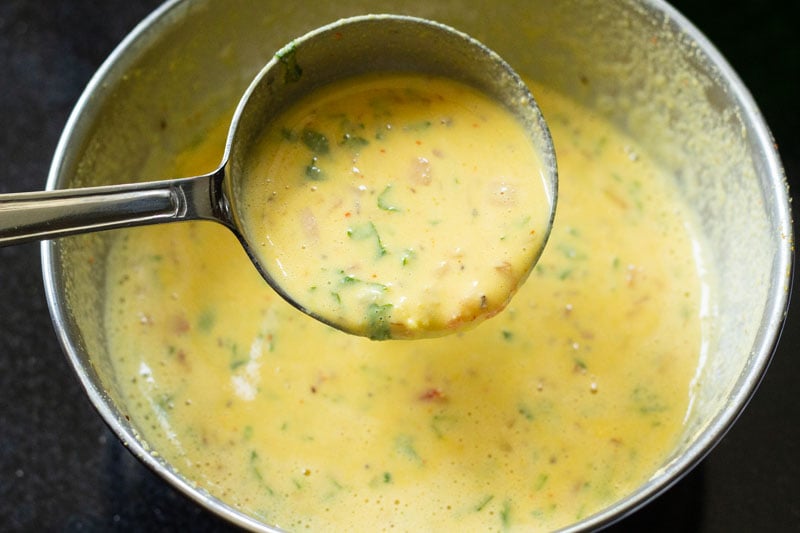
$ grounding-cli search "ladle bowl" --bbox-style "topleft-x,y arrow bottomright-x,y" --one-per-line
1,14 -> 556,338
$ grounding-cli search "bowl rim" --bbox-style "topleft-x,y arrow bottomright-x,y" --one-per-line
40,0 -> 793,531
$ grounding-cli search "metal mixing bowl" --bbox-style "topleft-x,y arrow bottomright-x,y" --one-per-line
42,0 -> 792,530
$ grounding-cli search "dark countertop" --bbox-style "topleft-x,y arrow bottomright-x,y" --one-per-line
1,1 -> 797,531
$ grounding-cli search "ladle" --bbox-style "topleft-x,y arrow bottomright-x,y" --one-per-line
0,14 -> 557,338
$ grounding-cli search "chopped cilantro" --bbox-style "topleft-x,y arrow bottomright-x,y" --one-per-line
474,494 -> 494,512
340,132 -> 369,149
305,156 -> 324,180
377,185 -> 401,212
301,129 -> 330,154
346,222 -> 388,257
366,302 -> 393,340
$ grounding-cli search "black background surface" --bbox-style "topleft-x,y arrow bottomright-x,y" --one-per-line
1,1 -> 797,531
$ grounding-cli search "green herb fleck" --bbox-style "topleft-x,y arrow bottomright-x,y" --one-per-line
347,222 -> 388,257
249,450 -> 261,478
517,404 -> 534,421
500,500 -> 512,529
301,129 -> 329,154
230,358 -> 248,371
340,132 -> 369,149
197,308 -> 215,333
430,413 -> 458,438
383,472 -> 393,483
346,223 -> 373,239
474,494 -> 494,512
366,303 -> 393,341
323,476 -> 345,499
394,434 -> 422,464
377,185 -> 401,212
401,248 -> 416,266
341,274 -> 359,285
305,156 -> 325,180
231,347 -> 245,369
280,127 -> 297,141
404,120 -> 432,131
502,330 -> 514,341
222,339 -> 248,370
631,386 -> 668,414
249,450 -> 276,495
557,243 -> 585,260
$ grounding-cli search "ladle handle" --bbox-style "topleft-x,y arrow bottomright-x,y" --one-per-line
0,172 -> 227,246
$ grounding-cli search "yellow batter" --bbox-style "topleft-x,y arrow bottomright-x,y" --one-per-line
240,74 -> 552,339
104,84 -> 705,531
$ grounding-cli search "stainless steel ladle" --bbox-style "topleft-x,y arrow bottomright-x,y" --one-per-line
1,14 -> 557,336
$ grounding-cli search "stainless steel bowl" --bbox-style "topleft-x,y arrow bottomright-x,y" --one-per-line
42,0 -> 792,530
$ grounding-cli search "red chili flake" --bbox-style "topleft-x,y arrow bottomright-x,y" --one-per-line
175,349 -> 191,371
334,32 -> 343,40
344,211 -> 352,218
419,388 -> 446,402
415,140 -> 422,145
172,315 -> 190,334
